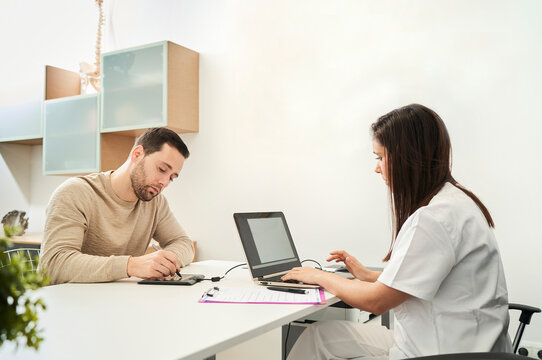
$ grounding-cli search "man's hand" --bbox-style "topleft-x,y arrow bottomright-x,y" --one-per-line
127,250 -> 180,279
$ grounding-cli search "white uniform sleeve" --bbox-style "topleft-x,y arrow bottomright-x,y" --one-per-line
378,210 -> 456,301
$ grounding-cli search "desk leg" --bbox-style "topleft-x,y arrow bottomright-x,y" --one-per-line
381,310 -> 390,329
282,322 -> 313,360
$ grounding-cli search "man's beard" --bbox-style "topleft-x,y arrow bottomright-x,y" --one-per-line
130,160 -> 160,202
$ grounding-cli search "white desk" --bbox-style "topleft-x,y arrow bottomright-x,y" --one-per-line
0,260 -> 340,360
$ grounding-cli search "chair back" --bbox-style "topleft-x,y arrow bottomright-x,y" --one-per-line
1,247 -> 41,273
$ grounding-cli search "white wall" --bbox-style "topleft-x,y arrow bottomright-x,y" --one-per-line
1,0 -> 541,344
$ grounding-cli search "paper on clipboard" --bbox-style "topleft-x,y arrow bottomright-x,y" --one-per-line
199,286 -> 326,304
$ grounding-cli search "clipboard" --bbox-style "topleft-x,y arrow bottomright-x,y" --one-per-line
199,286 -> 326,304
138,274 -> 205,285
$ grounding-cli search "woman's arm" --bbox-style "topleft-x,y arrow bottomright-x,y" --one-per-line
282,267 -> 410,315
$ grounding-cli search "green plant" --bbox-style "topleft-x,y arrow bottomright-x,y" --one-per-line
0,227 -> 49,350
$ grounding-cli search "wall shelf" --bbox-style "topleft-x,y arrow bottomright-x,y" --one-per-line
43,93 -> 100,175
1,40 -> 199,175
101,40 -> 199,134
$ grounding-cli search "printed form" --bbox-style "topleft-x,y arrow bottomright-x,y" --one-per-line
199,286 -> 325,304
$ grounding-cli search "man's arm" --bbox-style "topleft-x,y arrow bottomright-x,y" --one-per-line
152,196 -> 195,267
39,180 -> 130,285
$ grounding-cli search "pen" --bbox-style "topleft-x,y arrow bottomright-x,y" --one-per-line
203,286 -> 220,297
152,243 -> 183,278
267,286 -> 308,295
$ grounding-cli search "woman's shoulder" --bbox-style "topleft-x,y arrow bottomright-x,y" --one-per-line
426,183 -> 478,213
412,183 -> 488,238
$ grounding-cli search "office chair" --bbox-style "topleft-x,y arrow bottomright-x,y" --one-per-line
412,352 -> 530,360
1,247 -> 41,272
411,303 -> 541,360
509,303 -> 541,354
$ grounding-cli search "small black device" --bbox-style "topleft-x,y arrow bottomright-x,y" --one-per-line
138,274 -> 205,286
324,264 -> 349,272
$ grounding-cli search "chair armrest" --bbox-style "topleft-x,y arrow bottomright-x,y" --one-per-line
509,303 -> 541,325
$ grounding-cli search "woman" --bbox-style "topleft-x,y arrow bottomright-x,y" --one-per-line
282,104 -> 511,359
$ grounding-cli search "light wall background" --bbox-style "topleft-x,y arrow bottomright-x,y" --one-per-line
1,0 -> 541,345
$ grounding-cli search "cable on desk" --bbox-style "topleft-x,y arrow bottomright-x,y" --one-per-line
202,262 -> 247,282
300,259 -> 322,270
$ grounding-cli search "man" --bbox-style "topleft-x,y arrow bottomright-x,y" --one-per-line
39,128 -> 195,285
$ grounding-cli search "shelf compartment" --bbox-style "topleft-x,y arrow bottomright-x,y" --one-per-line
43,94 -> 100,175
101,40 -> 198,134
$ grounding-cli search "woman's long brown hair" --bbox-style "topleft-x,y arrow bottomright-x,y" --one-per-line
371,104 -> 494,262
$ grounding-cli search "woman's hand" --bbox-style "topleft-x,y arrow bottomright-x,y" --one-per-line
281,266 -> 328,285
327,250 -> 375,282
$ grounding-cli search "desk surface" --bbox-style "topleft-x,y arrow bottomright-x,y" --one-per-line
0,260 -> 339,360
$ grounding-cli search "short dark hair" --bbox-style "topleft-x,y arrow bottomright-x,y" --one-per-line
135,128 -> 190,159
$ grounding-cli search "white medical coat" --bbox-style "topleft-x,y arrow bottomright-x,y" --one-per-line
378,182 -> 511,359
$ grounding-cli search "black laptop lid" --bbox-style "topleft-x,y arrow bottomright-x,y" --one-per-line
234,212 -> 302,278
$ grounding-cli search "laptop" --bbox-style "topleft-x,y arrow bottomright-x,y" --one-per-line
233,211 -> 319,289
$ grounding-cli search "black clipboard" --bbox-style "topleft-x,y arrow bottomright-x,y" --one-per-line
138,274 -> 205,286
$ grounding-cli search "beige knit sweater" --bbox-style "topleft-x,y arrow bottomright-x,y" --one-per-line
39,171 -> 194,285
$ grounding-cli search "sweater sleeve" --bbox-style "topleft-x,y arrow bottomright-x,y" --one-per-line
38,179 -> 130,285
152,196 -> 194,267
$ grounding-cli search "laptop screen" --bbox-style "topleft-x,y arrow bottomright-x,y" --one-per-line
234,212 -> 302,278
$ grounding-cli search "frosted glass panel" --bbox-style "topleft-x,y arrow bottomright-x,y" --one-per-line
44,94 -> 99,174
0,97 -> 42,141
101,42 -> 166,132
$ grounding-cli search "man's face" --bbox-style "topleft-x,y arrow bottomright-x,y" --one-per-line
130,143 -> 185,201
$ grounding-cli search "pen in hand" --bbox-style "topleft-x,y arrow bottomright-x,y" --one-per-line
152,243 -> 182,278
267,286 -> 308,295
